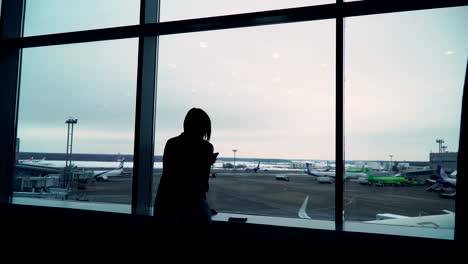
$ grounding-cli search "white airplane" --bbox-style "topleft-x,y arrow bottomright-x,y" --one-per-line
17,156 -> 125,182
246,161 -> 266,173
18,157 -> 53,166
343,167 -> 368,179
439,167 -> 457,186
426,167 -> 457,190
426,166 -> 457,198
304,163 -> 367,183
304,163 -> 336,183
93,159 -> 125,182
305,163 -> 335,176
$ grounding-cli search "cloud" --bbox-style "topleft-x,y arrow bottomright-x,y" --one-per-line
199,41 -> 208,48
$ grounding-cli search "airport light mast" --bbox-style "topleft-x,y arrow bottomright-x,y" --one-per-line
389,154 -> 393,171
65,117 -> 78,188
436,139 -> 444,153
232,149 -> 237,169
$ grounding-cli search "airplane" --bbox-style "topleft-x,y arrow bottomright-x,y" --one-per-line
16,156 -> 125,182
16,157 -> 64,178
93,158 -> 125,182
304,163 -> 367,183
305,163 -> 335,175
438,167 -> 456,186
344,167 -> 368,179
306,162 -> 424,185
361,171 -> 421,186
245,161 -> 265,173
18,156 -> 53,166
426,166 -> 456,197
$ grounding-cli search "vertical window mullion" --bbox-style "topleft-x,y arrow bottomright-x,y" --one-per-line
0,0 -> 25,204
335,0 -> 344,232
455,60 -> 468,242
132,0 -> 160,215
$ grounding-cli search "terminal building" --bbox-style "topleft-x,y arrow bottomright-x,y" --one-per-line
430,152 -> 458,173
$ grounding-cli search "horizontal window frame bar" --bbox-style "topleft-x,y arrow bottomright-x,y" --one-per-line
1,0 -> 466,49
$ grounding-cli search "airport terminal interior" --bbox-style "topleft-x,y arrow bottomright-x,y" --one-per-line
1,0 -> 467,253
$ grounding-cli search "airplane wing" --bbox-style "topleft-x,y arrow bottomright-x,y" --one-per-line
374,213 -> 409,220
365,211 -> 454,229
297,195 -> 454,229
298,196 -> 311,219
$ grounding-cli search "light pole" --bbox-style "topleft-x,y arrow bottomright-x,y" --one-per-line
232,149 -> 237,169
389,154 -> 393,171
65,117 -> 78,189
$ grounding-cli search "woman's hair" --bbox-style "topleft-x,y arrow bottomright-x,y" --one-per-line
183,108 -> 211,141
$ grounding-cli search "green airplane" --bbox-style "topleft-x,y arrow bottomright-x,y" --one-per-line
364,171 -> 421,186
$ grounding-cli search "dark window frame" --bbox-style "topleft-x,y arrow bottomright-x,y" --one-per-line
0,0 -> 466,241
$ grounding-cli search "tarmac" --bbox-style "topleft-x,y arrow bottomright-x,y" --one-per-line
76,168 -> 455,222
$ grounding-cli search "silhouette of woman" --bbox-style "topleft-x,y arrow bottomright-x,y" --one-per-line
153,108 -> 216,239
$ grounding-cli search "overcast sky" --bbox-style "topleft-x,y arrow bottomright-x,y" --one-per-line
16,1 -> 467,161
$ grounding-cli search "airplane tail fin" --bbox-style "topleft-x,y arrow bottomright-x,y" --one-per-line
305,162 -> 314,175
118,158 -> 125,169
439,166 -> 449,180
251,161 -> 261,172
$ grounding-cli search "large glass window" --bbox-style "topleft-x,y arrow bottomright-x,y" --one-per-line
23,0 -> 140,36
344,6 -> 467,239
2,0 -> 466,238
160,0 -> 334,22
13,39 -> 138,213
153,20 -> 336,224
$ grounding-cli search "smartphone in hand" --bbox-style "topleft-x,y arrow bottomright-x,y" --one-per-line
210,152 -> 219,165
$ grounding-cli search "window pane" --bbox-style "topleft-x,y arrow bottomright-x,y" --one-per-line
153,20 -> 335,226
13,39 -> 138,213
344,6 -> 467,239
23,0 -> 140,36
160,0 -> 334,22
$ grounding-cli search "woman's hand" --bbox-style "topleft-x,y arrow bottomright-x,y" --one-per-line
209,152 -> 219,165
